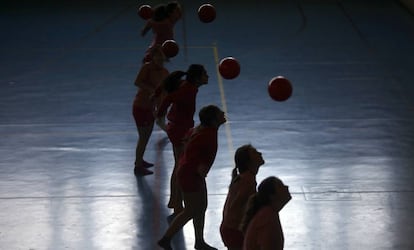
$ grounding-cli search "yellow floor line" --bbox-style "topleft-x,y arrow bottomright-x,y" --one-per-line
212,44 -> 234,157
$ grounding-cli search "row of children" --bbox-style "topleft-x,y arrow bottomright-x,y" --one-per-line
132,2 -> 292,249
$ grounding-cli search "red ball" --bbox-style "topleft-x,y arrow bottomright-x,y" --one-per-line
138,5 -> 153,20
268,76 -> 293,102
162,40 -> 179,58
218,57 -> 240,80
198,4 -> 216,23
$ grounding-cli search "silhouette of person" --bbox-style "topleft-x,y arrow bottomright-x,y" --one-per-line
141,1 -> 182,63
132,46 -> 169,176
241,176 -> 291,250
155,64 -> 209,215
158,105 -> 226,250
220,144 -> 264,250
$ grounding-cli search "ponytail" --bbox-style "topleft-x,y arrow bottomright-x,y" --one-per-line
240,176 -> 279,232
234,145 -> 252,171
231,167 -> 238,181
163,71 -> 186,93
229,167 -> 239,187
229,144 -> 253,186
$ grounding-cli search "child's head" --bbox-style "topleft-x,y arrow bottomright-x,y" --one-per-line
162,64 -> 208,93
234,144 -> 264,176
186,64 -> 208,85
199,105 -> 226,127
152,4 -> 168,21
166,1 -> 182,22
257,176 -> 291,211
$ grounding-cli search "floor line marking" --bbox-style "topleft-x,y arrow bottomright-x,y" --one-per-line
212,44 -> 234,158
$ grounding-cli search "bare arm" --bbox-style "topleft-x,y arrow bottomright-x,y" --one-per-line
141,21 -> 151,37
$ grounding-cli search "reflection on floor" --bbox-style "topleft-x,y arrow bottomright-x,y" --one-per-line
1,0 -> 414,249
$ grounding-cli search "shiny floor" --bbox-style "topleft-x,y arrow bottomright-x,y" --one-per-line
1,0 -> 414,249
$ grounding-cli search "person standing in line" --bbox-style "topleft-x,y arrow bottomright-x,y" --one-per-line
132,46 -> 169,176
241,176 -> 292,250
158,105 -> 226,250
155,64 -> 209,215
141,1 -> 182,63
220,144 -> 264,250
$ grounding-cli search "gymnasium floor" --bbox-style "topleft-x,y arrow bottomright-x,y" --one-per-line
1,0 -> 414,249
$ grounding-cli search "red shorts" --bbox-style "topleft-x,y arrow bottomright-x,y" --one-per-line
220,224 -> 244,248
133,106 -> 154,127
166,123 -> 191,146
177,167 -> 205,193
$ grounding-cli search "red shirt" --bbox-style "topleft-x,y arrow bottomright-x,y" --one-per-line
157,81 -> 198,128
222,172 -> 257,230
134,62 -> 169,109
243,206 -> 284,250
179,127 -> 218,178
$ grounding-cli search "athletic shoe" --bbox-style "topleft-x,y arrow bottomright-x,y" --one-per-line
157,236 -> 172,250
134,166 -> 153,176
142,160 -> 154,168
194,240 -> 217,250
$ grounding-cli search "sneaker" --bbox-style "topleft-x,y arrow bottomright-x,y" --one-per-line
134,166 -> 153,176
157,236 -> 172,250
194,240 -> 217,250
142,160 -> 154,168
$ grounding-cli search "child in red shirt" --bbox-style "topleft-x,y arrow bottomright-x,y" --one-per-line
220,144 -> 265,250
156,64 -> 209,215
132,46 -> 169,176
241,177 -> 292,250
141,1 -> 182,63
158,105 -> 226,250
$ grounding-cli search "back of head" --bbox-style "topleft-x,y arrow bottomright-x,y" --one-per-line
163,71 -> 186,93
199,105 -> 222,127
152,4 -> 168,21
186,64 -> 205,83
230,144 -> 254,184
257,176 -> 279,201
234,144 -> 254,174
241,176 -> 280,232
166,1 -> 182,21
166,1 -> 180,15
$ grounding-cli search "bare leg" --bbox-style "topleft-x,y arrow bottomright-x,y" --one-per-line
158,191 -> 202,249
165,191 -> 201,237
134,122 -> 154,175
192,182 -> 217,249
168,143 -> 184,212
163,184 -> 216,250
193,181 -> 207,240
